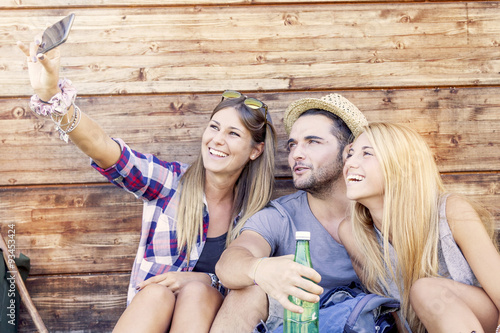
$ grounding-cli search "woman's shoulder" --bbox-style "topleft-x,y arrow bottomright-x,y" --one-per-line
338,218 -> 361,253
443,193 -> 490,246
337,218 -> 367,274
444,194 -> 478,225
337,218 -> 352,245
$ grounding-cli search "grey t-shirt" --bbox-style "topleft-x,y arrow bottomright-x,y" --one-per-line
242,191 -> 360,294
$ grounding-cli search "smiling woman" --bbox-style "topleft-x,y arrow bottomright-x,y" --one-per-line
339,122 -> 500,333
344,133 -> 385,214
17,32 -> 277,332
202,107 -> 264,177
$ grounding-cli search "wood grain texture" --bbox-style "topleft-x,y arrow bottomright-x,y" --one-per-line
0,0 -> 451,10
2,87 -> 499,186
4,173 -> 498,332
1,1 -> 498,331
3,3 -> 500,96
0,184 -> 142,275
18,273 -> 129,333
0,175 -> 498,277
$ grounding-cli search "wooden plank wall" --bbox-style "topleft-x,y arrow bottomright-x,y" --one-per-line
1,1 -> 499,331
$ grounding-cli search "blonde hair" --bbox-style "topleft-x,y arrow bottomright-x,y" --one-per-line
350,122 -> 497,333
176,96 -> 277,261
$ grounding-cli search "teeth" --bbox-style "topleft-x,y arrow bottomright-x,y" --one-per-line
209,148 -> 228,157
347,175 -> 365,182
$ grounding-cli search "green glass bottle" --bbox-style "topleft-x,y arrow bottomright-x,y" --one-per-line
283,231 -> 319,333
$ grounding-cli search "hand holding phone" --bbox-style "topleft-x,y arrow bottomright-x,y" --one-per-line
37,13 -> 75,54
16,15 -> 75,101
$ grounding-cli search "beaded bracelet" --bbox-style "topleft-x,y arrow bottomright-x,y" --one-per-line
29,78 -> 77,117
57,104 -> 81,143
496,324 -> 500,333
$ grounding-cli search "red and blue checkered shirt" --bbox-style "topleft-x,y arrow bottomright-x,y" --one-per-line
92,139 -> 223,304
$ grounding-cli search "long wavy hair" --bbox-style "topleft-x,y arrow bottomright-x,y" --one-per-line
176,96 -> 277,262
350,122 -> 497,333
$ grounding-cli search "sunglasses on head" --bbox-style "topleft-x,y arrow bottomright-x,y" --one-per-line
221,90 -> 269,122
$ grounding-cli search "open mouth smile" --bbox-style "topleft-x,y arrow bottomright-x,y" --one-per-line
209,147 -> 228,157
346,174 -> 365,183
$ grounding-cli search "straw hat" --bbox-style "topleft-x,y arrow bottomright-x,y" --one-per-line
284,93 -> 368,138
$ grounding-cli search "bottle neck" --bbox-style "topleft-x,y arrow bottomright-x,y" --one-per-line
294,239 -> 312,267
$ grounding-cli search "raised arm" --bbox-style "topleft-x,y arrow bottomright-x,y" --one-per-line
17,37 -> 120,169
216,230 -> 323,313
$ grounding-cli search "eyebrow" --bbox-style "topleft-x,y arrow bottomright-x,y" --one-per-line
287,135 -> 324,145
348,145 -> 373,152
306,135 -> 323,141
210,119 -> 244,133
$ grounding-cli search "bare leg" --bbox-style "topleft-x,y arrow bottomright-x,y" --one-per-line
410,277 -> 498,333
113,284 -> 175,333
210,285 -> 268,333
170,281 -> 224,333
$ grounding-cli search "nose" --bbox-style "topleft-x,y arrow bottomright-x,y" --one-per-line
212,131 -> 225,146
344,154 -> 358,170
344,159 -> 355,170
291,143 -> 305,161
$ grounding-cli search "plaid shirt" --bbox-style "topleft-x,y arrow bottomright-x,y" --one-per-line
92,139 -> 219,304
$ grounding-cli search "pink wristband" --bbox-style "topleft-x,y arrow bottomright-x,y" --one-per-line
29,78 -> 77,117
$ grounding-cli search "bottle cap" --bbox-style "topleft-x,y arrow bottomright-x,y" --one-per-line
295,231 -> 310,240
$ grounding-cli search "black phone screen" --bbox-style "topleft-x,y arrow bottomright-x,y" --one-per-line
37,13 -> 75,54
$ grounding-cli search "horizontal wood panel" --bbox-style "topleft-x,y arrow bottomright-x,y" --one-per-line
3,3 -> 500,96
1,175 -> 498,276
1,87 -> 499,186
9,174 -> 500,332
0,0 -> 423,9
19,273 -> 128,332
0,184 -> 142,275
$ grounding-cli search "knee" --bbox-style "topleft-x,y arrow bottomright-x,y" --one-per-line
410,277 -> 434,296
410,277 -> 459,314
177,280 -> 222,305
211,286 -> 268,332
178,280 -> 215,297
233,285 -> 267,308
410,277 -> 436,307
225,285 -> 268,318
136,283 -> 175,308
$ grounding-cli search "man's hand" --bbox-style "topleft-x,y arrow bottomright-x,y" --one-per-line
216,230 -> 323,313
254,255 -> 323,313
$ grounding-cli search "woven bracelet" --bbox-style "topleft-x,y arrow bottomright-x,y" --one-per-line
252,257 -> 267,286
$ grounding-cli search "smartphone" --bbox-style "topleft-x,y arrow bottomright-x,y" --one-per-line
37,13 -> 75,54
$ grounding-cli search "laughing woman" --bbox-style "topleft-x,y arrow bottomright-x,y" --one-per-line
18,36 -> 276,332
339,122 -> 500,333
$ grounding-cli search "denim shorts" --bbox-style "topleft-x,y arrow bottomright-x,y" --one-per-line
253,295 -> 283,333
